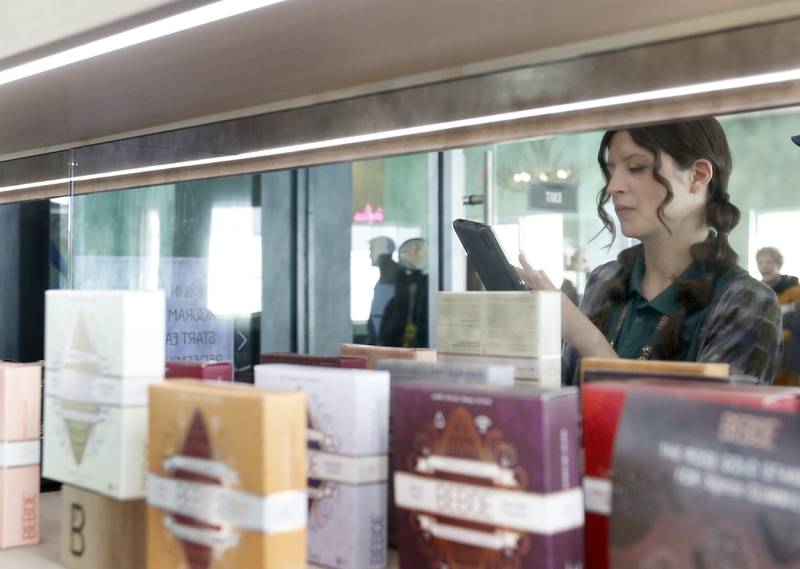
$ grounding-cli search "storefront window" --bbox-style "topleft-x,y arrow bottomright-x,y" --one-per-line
350,153 -> 432,347
69,176 -> 262,378
454,107 -> 800,304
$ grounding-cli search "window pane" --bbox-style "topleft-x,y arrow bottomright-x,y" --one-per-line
69,176 -> 262,378
350,154 -> 431,347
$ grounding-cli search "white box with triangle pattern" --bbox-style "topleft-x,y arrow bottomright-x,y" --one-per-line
43,290 -> 165,500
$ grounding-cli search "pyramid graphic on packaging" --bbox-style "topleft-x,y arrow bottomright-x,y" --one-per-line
60,315 -> 104,465
411,406 -> 525,569
167,410 -> 228,569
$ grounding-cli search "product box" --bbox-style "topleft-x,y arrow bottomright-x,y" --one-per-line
43,399 -> 149,499
0,464 -> 39,549
43,290 -> 166,500
340,344 -> 436,369
436,291 -> 561,357
393,381 -> 583,569
60,484 -> 145,569
375,358 -> 515,387
44,290 -> 166,379
607,382 -> 800,568
580,357 -> 729,384
148,380 -> 307,569
438,352 -> 561,385
376,358 -> 516,549
261,352 -> 368,369
165,360 -> 234,381
255,364 -> 390,569
583,379 -> 799,569
0,362 -> 42,549
436,292 -> 561,386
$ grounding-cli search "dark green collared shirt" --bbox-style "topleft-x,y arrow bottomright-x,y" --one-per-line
563,249 -> 783,385
609,252 -> 706,361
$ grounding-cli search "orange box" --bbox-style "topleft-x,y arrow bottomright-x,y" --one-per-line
340,343 -> 436,369
147,380 -> 307,569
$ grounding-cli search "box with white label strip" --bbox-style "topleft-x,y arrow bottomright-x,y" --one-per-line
0,362 -> 41,549
42,290 -> 165,499
437,352 -> 561,387
375,358 -> 516,548
375,358 -> 515,387
45,290 -> 166,379
148,380 -> 307,569
392,381 -> 583,569
436,291 -> 561,358
255,364 -> 390,569
43,389 -> 151,500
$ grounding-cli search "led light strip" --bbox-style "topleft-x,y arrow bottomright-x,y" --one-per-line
3,66 -> 800,195
0,0 -> 289,88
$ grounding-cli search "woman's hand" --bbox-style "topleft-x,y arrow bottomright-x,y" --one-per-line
517,252 -> 617,359
516,253 -> 558,291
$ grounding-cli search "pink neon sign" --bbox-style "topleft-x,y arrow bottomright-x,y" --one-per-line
353,203 -> 384,224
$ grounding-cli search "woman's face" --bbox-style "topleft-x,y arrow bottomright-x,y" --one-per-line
605,131 -> 706,242
756,253 -> 780,281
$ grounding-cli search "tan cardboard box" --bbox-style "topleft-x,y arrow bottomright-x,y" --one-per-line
148,380 -> 307,569
340,343 -> 436,369
60,484 -> 146,569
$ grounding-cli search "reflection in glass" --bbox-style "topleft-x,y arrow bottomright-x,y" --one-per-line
70,177 -> 262,377
350,154 -> 431,347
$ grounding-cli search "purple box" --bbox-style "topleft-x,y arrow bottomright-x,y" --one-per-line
392,381 -> 583,569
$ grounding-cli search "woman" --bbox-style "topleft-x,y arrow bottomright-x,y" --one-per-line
756,246 -> 800,306
519,118 -> 782,384
756,246 -> 800,385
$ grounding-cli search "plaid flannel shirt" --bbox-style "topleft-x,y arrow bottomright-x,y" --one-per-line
563,260 -> 783,385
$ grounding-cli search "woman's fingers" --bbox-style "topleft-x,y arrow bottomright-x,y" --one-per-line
515,266 -> 533,290
517,253 -> 557,291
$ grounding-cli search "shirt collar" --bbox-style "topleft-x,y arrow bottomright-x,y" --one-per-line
628,249 -> 703,316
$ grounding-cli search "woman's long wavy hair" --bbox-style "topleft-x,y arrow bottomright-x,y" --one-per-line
590,118 -> 740,359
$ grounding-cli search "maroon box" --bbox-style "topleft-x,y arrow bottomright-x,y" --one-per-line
584,380 -> 800,569
601,382 -> 800,568
260,352 -> 368,369
392,381 -> 583,569
164,360 -> 234,381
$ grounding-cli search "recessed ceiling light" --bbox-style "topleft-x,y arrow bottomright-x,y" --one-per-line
2,66 -> 800,194
0,0 -> 289,88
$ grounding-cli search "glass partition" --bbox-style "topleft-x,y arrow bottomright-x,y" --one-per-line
2,106 -> 800,366
350,153 -> 431,347
69,175 -> 262,378
451,108 -> 800,305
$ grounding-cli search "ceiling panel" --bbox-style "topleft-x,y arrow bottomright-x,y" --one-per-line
1,0 -> 798,159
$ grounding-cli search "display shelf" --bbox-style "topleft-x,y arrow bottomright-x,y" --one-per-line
0,491 -> 400,568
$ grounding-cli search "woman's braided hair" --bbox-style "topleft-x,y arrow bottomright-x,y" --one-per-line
590,118 -> 740,359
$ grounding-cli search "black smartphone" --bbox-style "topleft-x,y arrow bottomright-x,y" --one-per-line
452,218 -> 526,291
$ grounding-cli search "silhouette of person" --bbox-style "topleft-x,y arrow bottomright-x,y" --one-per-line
366,237 -> 401,344
379,238 -> 429,347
